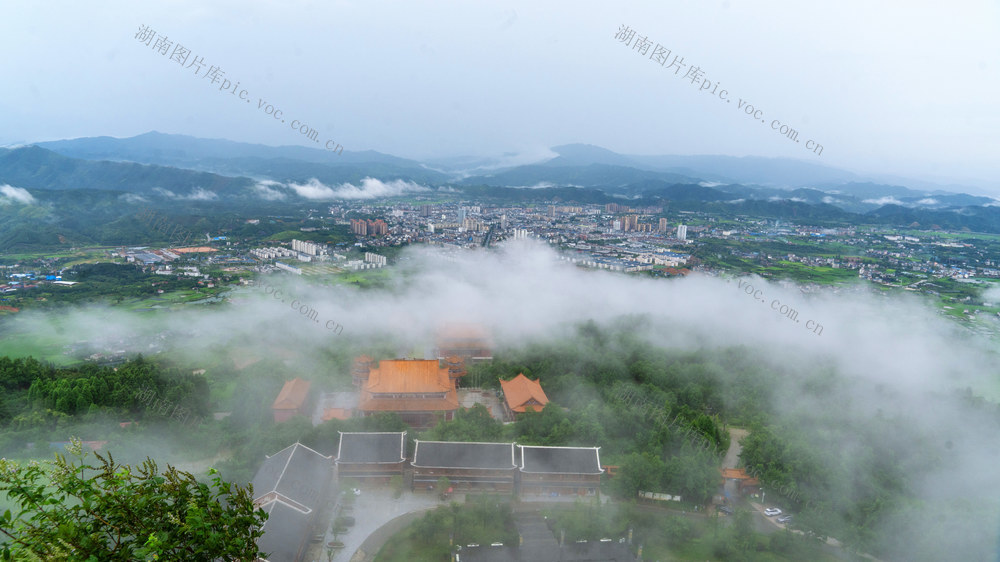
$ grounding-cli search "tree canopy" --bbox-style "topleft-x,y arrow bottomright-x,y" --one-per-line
0,439 -> 266,561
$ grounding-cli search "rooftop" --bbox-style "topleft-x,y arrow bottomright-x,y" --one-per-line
336,432 -> 407,464
366,360 -> 452,394
272,377 -> 311,410
412,440 -> 516,470
519,445 -> 603,475
499,373 -> 549,413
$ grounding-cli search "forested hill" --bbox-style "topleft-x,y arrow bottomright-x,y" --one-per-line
0,146 -> 254,195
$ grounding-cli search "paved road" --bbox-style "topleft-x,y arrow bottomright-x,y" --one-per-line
723,427 -> 749,469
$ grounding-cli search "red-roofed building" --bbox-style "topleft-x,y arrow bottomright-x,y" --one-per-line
436,323 -> 493,360
499,373 -> 549,420
358,360 -> 459,428
443,355 -> 467,382
352,355 -> 375,386
272,377 -> 312,422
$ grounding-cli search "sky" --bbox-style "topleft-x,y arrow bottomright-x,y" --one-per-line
1,0 -> 998,190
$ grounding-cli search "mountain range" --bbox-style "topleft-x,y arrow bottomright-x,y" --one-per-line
1,132 -> 999,246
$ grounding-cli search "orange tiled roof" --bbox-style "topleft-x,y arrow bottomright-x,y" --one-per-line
272,378 -> 311,410
500,373 -> 549,413
721,468 -> 752,480
322,408 -> 353,421
437,323 -> 490,340
359,395 -> 459,412
437,323 -> 492,347
359,360 -> 458,413
366,360 -> 452,393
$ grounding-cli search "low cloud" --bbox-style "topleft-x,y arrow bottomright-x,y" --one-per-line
5,242 -> 998,559
119,193 -> 149,204
863,196 -> 904,206
153,187 -> 219,201
511,181 -> 556,189
287,177 -> 428,200
252,180 -> 288,201
0,184 -> 36,205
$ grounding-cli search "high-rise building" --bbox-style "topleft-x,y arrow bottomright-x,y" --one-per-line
658,218 -> 668,233
626,215 -> 639,232
351,219 -> 388,236
676,224 -> 688,241
420,205 -> 432,217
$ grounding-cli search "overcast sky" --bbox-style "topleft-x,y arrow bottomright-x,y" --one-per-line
1,1 -> 997,190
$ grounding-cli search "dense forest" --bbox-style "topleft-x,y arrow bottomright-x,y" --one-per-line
0,356 -> 209,452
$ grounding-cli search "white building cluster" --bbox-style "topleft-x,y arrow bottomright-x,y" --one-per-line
251,247 -> 296,260
292,239 -> 328,256
364,252 -> 387,267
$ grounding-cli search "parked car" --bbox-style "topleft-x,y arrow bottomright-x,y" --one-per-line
777,515 -> 793,524
719,505 -> 734,515
764,508 -> 782,516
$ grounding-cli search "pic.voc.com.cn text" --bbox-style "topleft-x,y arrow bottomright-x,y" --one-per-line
614,25 -> 824,157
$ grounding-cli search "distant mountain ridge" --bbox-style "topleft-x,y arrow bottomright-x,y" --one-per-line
35,131 -> 450,185
0,145 -> 253,195
4,131 -> 999,229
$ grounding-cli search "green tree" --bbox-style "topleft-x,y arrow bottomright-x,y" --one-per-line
423,404 -> 502,442
613,452 -> 664,498
662,515 -> 693,544
437,476 -> 452,497
0,439 -> 266,561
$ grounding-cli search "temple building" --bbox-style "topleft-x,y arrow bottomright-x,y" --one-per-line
411,440 -> 518,493
335,431 -> 407,484
271,377 -> 312,423
499,373 -> 549,419
357,359 -> 459,428
351,355 -> 375,386
435,323 -> 493,361
251,442 -> 332,562
443,355 -> 467,382
518,445 -> 604,496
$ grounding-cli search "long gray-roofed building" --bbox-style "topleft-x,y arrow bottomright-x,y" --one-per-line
411,440 -> 517,492
518,445 -> 603,497
335,431 -> 407,483
252,442 -> 333,562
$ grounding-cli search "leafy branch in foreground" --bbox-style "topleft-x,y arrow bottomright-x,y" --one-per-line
0,438 -> 267,561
